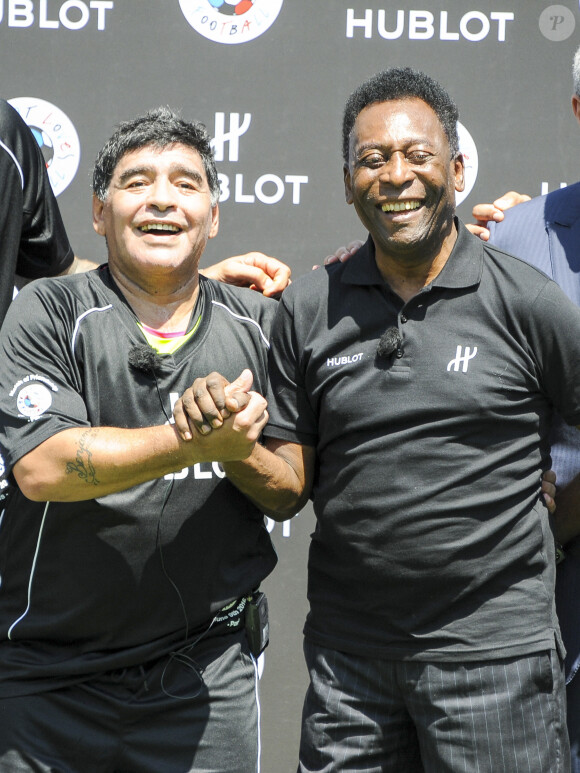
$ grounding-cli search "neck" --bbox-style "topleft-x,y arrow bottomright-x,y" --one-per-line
109,266 -> 200,333
375,222 -> 458,303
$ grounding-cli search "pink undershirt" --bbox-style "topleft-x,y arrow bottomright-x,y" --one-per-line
140,324 -> 186,339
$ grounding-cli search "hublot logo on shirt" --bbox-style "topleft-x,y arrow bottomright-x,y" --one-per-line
327,352 -> 364,367
447,345 -> 478,373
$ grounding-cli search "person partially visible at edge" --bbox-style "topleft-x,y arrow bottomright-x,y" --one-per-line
463,43 -> 580,773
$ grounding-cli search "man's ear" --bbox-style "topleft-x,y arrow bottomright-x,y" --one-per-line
208,202 -> 220,240
92,194 -> 106,236
572,95 -> 580,127
453,153 -> 465,194
344,162 -> 354,205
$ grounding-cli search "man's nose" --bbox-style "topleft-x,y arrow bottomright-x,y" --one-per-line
382,152 -> 414,187
147,177 -> 176,210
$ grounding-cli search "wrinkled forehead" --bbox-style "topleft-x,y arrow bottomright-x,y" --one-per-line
349,98 -> 450,154
111,142 -> 206,178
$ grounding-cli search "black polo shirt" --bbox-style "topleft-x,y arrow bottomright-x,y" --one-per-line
0,267 -> 277,696
265,220 -> 580,661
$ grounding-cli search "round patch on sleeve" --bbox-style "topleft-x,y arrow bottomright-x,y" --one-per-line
17,383 -> 53,420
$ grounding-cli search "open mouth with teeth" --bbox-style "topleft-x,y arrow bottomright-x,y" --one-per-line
381,201 -> 421,213
138,223 -> 182,234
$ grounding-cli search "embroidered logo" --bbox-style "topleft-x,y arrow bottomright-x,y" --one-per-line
447,345 -> 478,373
326,352 -> 364,367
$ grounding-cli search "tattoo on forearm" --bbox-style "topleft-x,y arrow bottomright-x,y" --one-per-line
65,430 -> 99,486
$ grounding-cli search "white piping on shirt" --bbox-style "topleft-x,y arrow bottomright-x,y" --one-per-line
71,305 -> 113,353
0,139 -> 25,189
8,501 -> 50,639
251,653 -> 262,773
210,301 -> 270,349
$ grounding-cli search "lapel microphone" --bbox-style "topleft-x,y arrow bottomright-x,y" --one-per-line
376,327 -> 402,359
128,344 -> 164,374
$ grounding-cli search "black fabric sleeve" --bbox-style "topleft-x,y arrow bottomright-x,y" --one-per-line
0,283 -> 90,470
525,279 -> 580,427
16,121 -> 74,278
264,290 -> 318,446
0,101 -> 73,281
0,143 -> 25,327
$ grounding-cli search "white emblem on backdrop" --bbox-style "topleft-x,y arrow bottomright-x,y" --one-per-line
456,122 -> 478,207
0,1 -> 114,29
345,9 -> 515,41
212,112 -> 308,204
179,0 -> 283,44
8,97 -> 80,196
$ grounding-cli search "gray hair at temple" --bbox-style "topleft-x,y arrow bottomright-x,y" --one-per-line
573,45 -> 580,97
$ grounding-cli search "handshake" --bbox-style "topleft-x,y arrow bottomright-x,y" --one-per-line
173,369 -> 267,463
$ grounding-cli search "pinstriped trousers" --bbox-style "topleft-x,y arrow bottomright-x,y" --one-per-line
298,639 -> 570,773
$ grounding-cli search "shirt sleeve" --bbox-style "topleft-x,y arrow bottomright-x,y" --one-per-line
0,282 -> 90,470
264,289 -> 318,447
17,128 -> 74,279
0,143 -> 25,326
0,101 -> 73,281
525,278 -> 580,428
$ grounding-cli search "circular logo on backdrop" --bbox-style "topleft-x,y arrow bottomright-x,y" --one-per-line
539,5 -> 576,40
16,383 -> 53,420
456,122 -> 478,207
179,0 -> 283,44
7,97 -> 80,196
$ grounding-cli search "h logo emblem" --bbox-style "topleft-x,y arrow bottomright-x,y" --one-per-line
211,112 -> 252,162
447,345 -> 478,373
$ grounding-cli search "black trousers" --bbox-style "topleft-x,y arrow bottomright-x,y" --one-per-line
0,630 -> 261,773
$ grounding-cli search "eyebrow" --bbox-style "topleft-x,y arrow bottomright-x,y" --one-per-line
354,138 -> 434,156
116,165 -> 206,186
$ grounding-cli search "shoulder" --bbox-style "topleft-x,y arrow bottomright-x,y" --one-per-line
8,268 -> 108,323
0,101 -> 58,214
279,262 -> 340,308
477,240 -> 567,319
486,190 -> 567,266
0,99 -> 24,139
0,100 -> 36,166
481,238 -> 550,280
491,183 -> 580,235
202,277 -> 278,335
203,276 -> 277,313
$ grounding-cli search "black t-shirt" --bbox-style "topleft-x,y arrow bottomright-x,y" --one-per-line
0,267 -> 277,696
265,222 -> 580,661
0,99 -> 73,328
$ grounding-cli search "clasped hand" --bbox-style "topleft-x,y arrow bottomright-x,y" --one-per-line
174,369 -> 267,462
